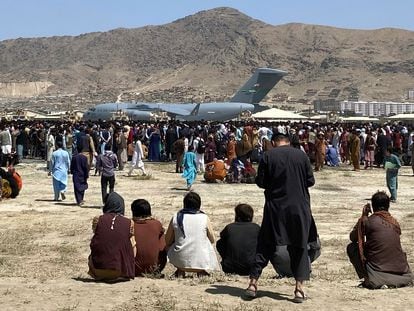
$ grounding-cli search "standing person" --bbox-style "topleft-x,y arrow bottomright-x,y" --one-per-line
46,128 -> 55,171
226,134 -> 237,164
411,134 -> 414,176
128,135 -> 147,176
115,128 -> 128,171
165,124 -> 178,161
181,146 -> 197,190
193,134 -> 205,174
383,146 -> 401,203
246,133 -> 317,303
347,191 -> 412,289
65,127 -> 74,164
99,125 -> 112,155
49,141 -> 70,201
375,129 -> 389,167
314,132 -> 326,171
70,152 -> 89,206
364,132 -> 376,169
349,130 -> 361,171
77,127 -> 96,168
96,143 -> 119,204
0,126 -> 12,167
15,126 -> 28,163
173,138 -> 185,173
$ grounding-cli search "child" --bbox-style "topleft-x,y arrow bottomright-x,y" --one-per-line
181,145 -> 197,190
383,146 -> 401,202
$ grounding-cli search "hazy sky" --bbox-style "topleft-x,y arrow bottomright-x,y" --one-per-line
1,0 -> 413,40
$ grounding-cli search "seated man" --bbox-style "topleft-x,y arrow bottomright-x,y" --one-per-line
217,204 -> 260,275
0,167 -> 21,199
347,191 -> 413,289
241,159 -> 256,184
270,236 -> 321,278
131,199 -> 167,276
204,158 -> 227,183
326,145 -> 339,167
226,158 -> 245,183
217,204 -> 320,277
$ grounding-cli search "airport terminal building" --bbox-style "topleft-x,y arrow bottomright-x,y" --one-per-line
314,100 -> 414,117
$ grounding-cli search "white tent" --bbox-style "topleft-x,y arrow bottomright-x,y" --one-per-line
386,113 -> 414,121
340,116 -> 380,122
252,108 -> 308,120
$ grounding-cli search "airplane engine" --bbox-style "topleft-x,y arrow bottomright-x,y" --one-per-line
127,110 -> 154,121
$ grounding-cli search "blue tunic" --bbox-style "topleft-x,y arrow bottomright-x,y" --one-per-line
181,151 -> 197,187
383,153 -> 401,201
51,148 -> 70,195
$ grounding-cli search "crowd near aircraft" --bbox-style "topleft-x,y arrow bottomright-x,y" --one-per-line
82,68 -> 287,122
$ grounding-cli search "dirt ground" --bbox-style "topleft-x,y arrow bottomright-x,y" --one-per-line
0,159 -> 413,311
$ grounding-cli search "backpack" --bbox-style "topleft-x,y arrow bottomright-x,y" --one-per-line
196,139 -> 206,154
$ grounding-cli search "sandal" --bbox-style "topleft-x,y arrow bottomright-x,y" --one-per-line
245,283 -> 257,299
293,289 -> 308,303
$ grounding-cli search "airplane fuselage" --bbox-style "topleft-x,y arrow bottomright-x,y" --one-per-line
83,102 -> 255,122
82,67 -> 287,122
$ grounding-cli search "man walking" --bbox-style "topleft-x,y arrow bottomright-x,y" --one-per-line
96,143 -> 118,204
246,133 -> 317,303
70,152 -> 89,206
49,141 -> 70,201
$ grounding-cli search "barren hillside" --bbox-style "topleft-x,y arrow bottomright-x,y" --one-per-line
0,7 -> 414,106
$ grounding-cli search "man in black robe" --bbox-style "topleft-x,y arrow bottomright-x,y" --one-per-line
70,152 -> 89,206
246,133 -> 317,303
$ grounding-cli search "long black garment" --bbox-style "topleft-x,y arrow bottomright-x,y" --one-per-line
255,145 -> 316,248
70,153 -> 89,203
251,145 -> 317,280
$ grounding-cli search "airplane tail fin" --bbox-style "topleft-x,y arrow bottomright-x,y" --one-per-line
230,68 -> 287,104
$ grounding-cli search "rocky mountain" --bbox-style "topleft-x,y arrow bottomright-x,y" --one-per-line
1,7 -> 414,108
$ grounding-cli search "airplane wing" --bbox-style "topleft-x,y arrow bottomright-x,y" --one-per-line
130,103 -> 198,116
154,106 -> 192,116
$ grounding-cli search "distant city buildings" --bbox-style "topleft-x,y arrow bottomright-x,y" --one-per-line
314,99 -> 414,117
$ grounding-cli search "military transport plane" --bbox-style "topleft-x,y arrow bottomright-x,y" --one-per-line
82,68 -> 287,122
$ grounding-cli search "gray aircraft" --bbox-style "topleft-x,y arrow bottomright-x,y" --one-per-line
82,68 -> 287,122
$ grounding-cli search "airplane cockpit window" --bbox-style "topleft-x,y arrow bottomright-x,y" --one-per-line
89,108 -> 96,112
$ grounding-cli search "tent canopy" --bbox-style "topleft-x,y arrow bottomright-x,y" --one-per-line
252,108 -> 307,120
387,113 -> 414,120
340,116 -> 380,122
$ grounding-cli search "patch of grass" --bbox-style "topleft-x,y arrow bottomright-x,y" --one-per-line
0,229 -> 36,255
132,173 -> 156,181
57,302 -> 79,311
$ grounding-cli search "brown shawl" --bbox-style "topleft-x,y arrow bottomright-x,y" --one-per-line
357,211 -> 401,263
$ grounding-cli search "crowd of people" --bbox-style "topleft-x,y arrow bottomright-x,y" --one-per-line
0,118 -> 413,303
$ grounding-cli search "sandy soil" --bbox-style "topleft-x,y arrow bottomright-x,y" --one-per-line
0,159 -> 413,311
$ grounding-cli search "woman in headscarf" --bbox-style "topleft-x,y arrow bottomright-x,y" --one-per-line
165,192 -> 219,277
88,192 -> 136,281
